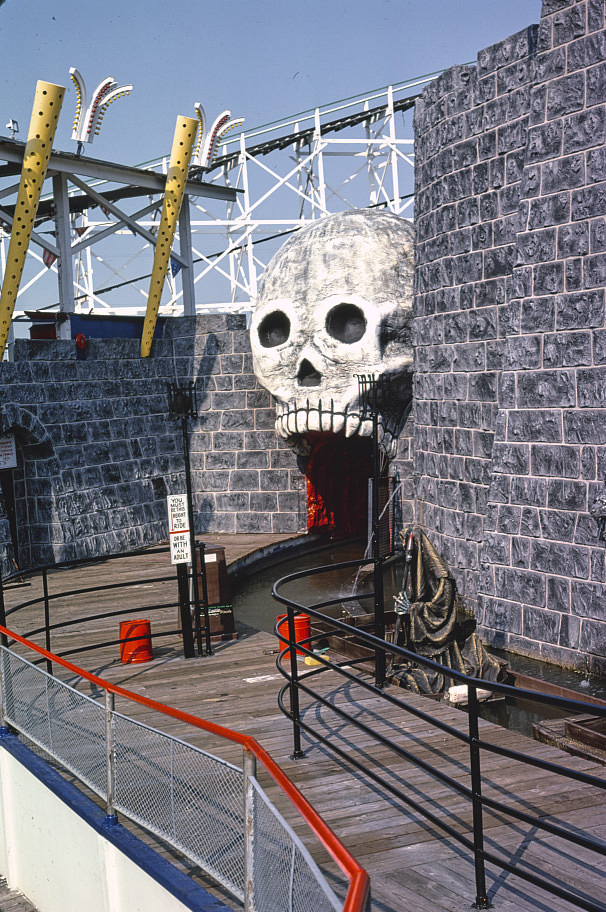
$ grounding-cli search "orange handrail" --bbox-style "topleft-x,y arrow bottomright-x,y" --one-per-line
0,625 -> 370,912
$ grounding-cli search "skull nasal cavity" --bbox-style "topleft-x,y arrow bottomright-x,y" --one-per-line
326,302 -> 366,343
297,358 -> 322,387
258,310 -> 290,348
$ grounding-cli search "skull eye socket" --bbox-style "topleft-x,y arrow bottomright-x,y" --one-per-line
257,310 -> 291,348
325,302 -> 366,344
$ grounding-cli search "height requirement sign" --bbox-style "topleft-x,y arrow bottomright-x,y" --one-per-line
0,435 -> 17,470
167,494 -> 191,564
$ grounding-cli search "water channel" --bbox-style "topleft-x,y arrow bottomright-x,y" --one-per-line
231,541 -> 606,739
232,539 -> 370,634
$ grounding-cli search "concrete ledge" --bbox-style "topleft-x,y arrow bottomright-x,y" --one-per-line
227,531 -> 335,588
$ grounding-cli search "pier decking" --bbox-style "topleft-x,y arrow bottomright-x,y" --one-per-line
2,535 -> 605,912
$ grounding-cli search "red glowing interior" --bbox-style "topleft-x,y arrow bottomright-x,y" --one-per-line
305,433 -> 374,539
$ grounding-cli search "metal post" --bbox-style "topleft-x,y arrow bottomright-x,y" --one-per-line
52,172 -> 75,326
243,748 -> 257,912
167,381 -> 200,659
192,542 -> 204,657
181,414 -> 195,575
287,607 -> 304,759
313,108 -> 327,215
42,568 -> 53,676
240,132 -> 258,301
181,412 -> 202,657
0,648 -> 14,736
371,382 -> 386,689
105,690 -> 118,825
0,642 -> 7,732
178,197 -> 196,316
0,572 -> 7,648
198,542 -> 212,656
177,563 -> 195,659
467,684 -> 490,909
357,373 -> 387,689
0,582 -> 11,733
387,86 -> 400,212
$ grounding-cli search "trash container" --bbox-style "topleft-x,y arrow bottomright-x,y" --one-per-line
276,614 -> 311,656
120,619 -> 153,664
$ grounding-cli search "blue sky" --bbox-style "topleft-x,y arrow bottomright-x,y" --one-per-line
1,0 -> 542,166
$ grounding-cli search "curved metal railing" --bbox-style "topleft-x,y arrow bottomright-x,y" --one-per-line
0,544 -> 213,666
272,557 -> 606,912
0,623 -> 370,912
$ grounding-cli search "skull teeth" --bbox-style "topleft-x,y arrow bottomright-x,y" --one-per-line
274,400 -> 394,451
359,419 -> 373,437
331,414 -> 345,434
306,411 -> 321,432
344,414 -> 360,437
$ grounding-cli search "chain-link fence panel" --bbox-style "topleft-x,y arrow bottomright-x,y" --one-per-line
0,648 -> 107,799
250,777 -> 341,912
0,647 -> 350,911
113,711 -> 245,900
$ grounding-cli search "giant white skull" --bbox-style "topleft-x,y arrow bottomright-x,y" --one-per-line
250,209 -> 414,454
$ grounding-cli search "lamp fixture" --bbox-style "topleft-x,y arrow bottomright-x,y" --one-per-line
69,67 -> 132,153
191,104 -> 244,171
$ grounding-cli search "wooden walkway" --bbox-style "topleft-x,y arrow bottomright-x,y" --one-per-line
0,878 -> 38,912
2,536 -> 605,912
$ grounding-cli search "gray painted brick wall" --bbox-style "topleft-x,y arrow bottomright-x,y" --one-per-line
0,315 -> 305,574
413,0 -> 606,672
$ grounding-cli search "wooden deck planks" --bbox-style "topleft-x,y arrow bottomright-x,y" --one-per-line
0,879 -> 38,912
1,542 -> 605,912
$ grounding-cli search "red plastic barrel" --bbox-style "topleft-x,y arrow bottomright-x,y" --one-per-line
120,619 -> 153,664
276,614 -> 311,656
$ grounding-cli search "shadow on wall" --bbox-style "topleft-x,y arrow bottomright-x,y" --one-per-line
164,325 -> 221,537
0,327 -> 223,574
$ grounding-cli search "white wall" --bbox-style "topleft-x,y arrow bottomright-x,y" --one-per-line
0,741 -> 207,912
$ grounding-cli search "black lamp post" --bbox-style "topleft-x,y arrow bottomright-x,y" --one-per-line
356,373 -> 387,689
167,381 -> 206,657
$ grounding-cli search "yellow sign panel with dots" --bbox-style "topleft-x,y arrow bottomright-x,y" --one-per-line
0,81 -> 65,359
140,116 -> 198,358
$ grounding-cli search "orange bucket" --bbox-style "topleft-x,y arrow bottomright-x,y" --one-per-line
276,614 -> 311,656
120,619 -> 153,664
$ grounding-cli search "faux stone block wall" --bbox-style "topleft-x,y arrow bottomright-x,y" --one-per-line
413,0 -> 606,671
391,414 -> 416,536
0,315 -> 305,574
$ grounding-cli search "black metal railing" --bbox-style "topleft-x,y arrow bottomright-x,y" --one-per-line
0,544 -> 214,671
273,557 -> 606,912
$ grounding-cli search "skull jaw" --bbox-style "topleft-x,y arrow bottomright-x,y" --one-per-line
274,397 -> 401,458
271,368 -> 412,459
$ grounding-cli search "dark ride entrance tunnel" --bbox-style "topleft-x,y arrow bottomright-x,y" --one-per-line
305,432 -> 379,539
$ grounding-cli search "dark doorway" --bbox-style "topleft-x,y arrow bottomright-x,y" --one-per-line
305,433 -> 375,539
0,469 -> 19,566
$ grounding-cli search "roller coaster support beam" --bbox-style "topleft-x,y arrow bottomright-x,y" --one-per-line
53,172 -> 75,329
0,140 -> 236,202
0,81 -> 65,358
141,116 -> 198,357
178,199 -> 196,316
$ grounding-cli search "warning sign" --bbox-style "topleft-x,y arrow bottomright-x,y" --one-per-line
0,435 -> 16,470
167,494 -> 191,564
170,531 -> 191,564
